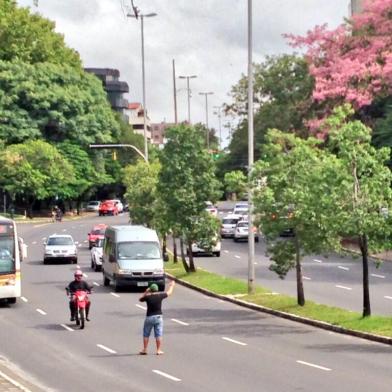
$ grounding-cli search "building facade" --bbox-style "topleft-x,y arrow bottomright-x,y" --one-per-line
125,102 -> 152,142
350,0 -> 364,15
150,122 -> 174,146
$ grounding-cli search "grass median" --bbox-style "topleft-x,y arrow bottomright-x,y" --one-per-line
165,259 -> 392,338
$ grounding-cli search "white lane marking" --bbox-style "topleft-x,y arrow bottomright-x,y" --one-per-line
83,273 -> 88,278
372,273 -> 385,279
97,344 -> 117,354
32,241 -> 37,245
235,255 -> 241,259
171,318 -> 189,326
42,237 -> 47,241
60,324 -> 74,332
384,296 -> 392,300
110,292 -> 120,298
78,244 -> 83,248
254,262 -> 258,265
21,296 -> 28,302
335,285 -> 352,291
0,369 -> 33,392
76,265 -> 81,269
36,308 -> 47,315
33,223 -> 50,228
62,229 -> 67,232
296,360 -> 331,371
313,259 -> 323,263
303,276 -> 311,280
224,250 -> 229,253
136,304 -> 146,310
83,240 -> 88,243
75,241 -> 79,244
152,370 -> 181,382
338,266 -> 349,271
222,337 -> 247,346
93,282 -> 100,286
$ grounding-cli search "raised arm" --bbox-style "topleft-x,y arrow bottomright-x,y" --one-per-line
166,280 -> 175,296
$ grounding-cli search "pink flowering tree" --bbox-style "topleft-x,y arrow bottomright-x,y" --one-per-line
288,0 -> 392,114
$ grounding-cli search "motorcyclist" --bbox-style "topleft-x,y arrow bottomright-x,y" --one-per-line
66,270 -> 92,322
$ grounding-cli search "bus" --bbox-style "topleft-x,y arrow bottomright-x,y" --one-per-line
0,216 -> 27,304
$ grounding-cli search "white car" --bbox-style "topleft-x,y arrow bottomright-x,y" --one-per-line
90,238 -> 104,271
191,238 -> 221,257
86,200 -> 101,212
233,220 -> 259,242
44,234 -> 78,264
220,214 -> 243,238
112,199 -> 124,213
233,206 -> 249,216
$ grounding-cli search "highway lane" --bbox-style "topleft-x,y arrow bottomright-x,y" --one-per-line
0,215 -> 391,391
192,235 -> 392,316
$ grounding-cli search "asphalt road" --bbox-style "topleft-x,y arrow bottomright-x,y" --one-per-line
0,214 -> 392,391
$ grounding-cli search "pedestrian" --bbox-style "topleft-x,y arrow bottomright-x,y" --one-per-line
139,280 -> 175,355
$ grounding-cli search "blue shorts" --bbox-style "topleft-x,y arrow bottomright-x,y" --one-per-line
143,315 -> 163,338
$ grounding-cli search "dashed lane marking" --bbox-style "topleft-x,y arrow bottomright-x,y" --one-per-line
36,308 -> 47,315
335,285 -> 352,291
93,282 -> 100,286
32,241 -> 37,245
136,304 -> 146,310
338,266 -> 349,271
235,255 -> 241,259
171,318 -> 189,326
21,296 -> 28,302
60,324 -> 74,332
296,360 -> 331,371
83,273 -> 88,278
313,259 -> 323,263
110,292 -> 120,298
371,273 -> 385,279
97,344 -> 117,354
0,369 -> 33,392
152,370 -> 181,382
222,337 -> 247,346
303,276 -> 311,280
224,250 -> 229,253
384,296 -> 392,300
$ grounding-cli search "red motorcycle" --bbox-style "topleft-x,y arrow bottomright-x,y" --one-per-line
71,290 -> 90,329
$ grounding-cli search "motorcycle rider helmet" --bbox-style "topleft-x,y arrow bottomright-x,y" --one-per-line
74,270 -> 83,278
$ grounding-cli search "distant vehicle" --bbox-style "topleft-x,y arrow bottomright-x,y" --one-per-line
99,200 -> 119,216
233,220 -> 259,242
0,216 -> 27,304
102,225 -> 166,291
90,238 -> 104,271
205,201 -> 218,216
88,224 -> 107,249
233,205 -> 249,216
44,234 -> 78,264
86,201 -> 101,212
112,199 -> 124,213
190,238 -> 221,257
220,214 -> 243,238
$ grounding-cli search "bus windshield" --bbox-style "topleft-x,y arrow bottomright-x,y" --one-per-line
0,223 -> 15,274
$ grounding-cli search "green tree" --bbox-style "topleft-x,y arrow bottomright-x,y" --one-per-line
0,139 -> 75,216
0,0 -> 81,67
0,61 -> 120,146
252,130 -> 339,306
224,170 -> 247,200
157,124 -> 221,272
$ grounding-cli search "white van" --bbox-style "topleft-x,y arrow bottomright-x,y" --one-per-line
102,225 -> 166,291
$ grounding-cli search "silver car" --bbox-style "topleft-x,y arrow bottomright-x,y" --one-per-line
220,214 -> 243,238
43,234 -> 78,264
90,238 -> 104,271
86,200 -> 101,212
233,221 -> 259,242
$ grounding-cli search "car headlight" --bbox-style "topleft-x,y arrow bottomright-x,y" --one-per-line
153,268 -> 164,275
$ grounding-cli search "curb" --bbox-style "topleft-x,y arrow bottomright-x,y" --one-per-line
165,272 -> 392,346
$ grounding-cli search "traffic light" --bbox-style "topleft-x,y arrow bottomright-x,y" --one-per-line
112,151 -> 117,160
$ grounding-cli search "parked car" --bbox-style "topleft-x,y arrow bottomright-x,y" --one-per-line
86,200 -> 101,212
190,237 -> 221,257
43,234 -> 78,264
112,199 -> 124,213
220,214 -> 243,238
87,223 -> 107,249
233,220 -> 259,242
98,200 -> 119,216
90,238 -> 104,271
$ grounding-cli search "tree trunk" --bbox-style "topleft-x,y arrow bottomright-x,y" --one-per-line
294,235 -> 305,306
173,237 -> 178,263
162,234 -> 167,256
180,238 -> 189,272
359,234 -> 371,317
187,240 -> 196,272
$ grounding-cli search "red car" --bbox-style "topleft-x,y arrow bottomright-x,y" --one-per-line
98,200 -> 119,217
88,224 -> 107,249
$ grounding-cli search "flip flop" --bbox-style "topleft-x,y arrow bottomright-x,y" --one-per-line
156,351 -> 164,355
139,351 -> 147,355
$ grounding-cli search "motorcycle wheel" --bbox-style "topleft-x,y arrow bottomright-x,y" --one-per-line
79,308 -> 85,329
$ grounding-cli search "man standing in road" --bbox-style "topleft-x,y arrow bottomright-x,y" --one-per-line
139,280 -> 175,355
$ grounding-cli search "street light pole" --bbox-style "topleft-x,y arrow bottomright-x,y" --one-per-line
128,10 -> 157,163
247,0 -> 255,294
178,75 -> 197,123
213,105 -> 222,150
199,91 -> 214,149
89,144 -> 148,163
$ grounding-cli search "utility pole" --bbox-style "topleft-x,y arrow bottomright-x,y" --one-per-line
213,105 -> 223,150
173,59 -> 178,124
247,0 -> 255,294
199,91 -> 214,149
178,75 -> 197,123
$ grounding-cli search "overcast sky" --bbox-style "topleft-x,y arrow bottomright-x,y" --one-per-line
18,0 -> 350,146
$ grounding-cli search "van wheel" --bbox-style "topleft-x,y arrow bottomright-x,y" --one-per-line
114,280 -> 121,292
95,264 -> 102,272
214,251 -> 221,257
103,274 -> 110,287
7,298 -> 16,304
